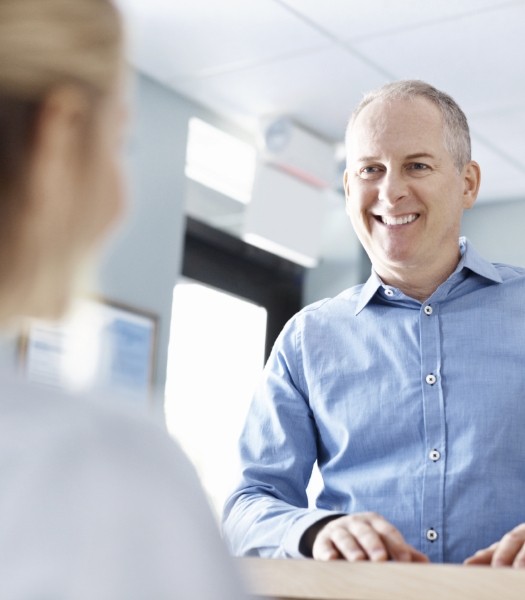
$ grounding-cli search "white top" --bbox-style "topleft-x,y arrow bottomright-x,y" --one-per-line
0,375 -> 247,600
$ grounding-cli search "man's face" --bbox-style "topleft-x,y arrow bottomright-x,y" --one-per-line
344,96 -> 478,284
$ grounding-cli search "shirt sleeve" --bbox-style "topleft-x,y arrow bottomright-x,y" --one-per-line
222,315 -> 344,558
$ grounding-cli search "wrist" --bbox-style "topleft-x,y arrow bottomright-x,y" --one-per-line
299,515 -> 344,557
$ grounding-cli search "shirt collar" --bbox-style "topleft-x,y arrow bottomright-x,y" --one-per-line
455,236 -> 502,283
355,271 -> 383,315
354,237 -> 502,315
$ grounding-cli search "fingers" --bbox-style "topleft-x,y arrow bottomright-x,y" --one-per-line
314,522 -> 368,562
406,548 -> 431,563
491,525 -> 525,568
463,543 -> 497,566
513,544 -> 525,568
491,523 -> 525,567
312,512 -> 429,564
368,514 -> 414,562
464,524 -> 525,568
340,515 -> 388,561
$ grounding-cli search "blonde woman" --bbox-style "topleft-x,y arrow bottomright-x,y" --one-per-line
0,1 -> 246,597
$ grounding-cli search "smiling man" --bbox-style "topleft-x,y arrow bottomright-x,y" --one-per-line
344,88 -> 478,303
223,80 -> 525,568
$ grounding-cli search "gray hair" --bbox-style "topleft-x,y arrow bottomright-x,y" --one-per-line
346,80 -> 471,172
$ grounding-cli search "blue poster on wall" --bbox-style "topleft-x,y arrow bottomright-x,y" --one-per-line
101,317 -> 154,393
22,297 -> 157,403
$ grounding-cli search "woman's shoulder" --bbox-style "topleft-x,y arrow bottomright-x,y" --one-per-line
0,375 -> 247,599
0,374 -> 193,485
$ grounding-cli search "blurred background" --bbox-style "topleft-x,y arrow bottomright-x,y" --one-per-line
5,0 -> 525,517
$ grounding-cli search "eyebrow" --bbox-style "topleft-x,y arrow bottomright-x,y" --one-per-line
356,152 -> 436,162
405,152 -> 436,161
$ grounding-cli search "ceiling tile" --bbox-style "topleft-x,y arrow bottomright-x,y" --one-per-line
118,0 -> 330,82
279,0 -> 519,41
351,3 -> 525,116
173,46 -> 387,141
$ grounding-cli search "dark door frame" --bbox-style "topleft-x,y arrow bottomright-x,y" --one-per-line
181,217 -> 304,360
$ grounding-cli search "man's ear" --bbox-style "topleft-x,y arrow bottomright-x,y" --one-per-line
461,160 -> 481,210
343,168 -> 352,216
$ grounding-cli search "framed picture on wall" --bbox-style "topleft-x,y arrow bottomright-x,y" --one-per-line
18,296 -> 158,401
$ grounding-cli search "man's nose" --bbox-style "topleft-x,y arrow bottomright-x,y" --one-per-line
378,171 -> 408,205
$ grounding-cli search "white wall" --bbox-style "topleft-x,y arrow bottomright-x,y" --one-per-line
303,193 -> 365,305
98,73 -> 189,403
462,200 -> 525,267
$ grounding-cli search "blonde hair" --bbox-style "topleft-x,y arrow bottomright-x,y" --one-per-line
0,0 -> 122,201
0,0 -> 122,99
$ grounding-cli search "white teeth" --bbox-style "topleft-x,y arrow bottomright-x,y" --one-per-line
381,214 -> 418,226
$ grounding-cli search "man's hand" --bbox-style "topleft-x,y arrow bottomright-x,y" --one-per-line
312,512 -> 430,563
464,524 -> 525,568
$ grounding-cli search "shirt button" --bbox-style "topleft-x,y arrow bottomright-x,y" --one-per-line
424,305 -> 433,315
384,288 -> 394,297
429,449 -> 441,461
425,373 -> 437,385
426,528 -> 438,542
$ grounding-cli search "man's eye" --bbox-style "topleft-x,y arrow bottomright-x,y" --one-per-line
409,163 -> 429,171
359,166 -> 381,177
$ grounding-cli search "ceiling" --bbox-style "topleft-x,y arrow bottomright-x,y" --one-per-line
117,0 -> 525,205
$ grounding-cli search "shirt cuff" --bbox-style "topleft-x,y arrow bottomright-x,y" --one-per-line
282,509 -> 347,558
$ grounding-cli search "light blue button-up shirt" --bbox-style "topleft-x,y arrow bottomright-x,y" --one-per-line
223,238 -> 525,563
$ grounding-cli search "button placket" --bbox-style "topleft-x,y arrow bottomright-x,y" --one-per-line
419,299 -> 445,562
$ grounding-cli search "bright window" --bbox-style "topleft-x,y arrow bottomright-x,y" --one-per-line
185,117 -> 256,204
165,279 -> 267,518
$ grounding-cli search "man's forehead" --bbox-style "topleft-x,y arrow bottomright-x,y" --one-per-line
346,97 -> 445,156
354,96 -> 441,129
360,94 -> 438,116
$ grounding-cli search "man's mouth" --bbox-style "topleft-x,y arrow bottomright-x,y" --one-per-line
376,213 -> 419,226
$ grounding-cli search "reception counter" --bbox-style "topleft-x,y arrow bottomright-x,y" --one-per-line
237,557 -> 525,600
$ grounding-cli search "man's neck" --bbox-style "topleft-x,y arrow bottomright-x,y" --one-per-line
375,251 -> 462,303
